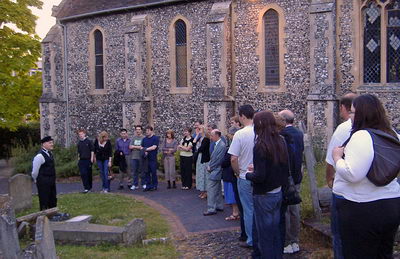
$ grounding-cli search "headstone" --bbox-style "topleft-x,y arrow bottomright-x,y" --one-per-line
318,187 -> 332,208
66,215 -> 92,223
33,216 -> 57,259
50,218 -> 146,246
0,195 -> 20,259
18,221 -> 30,238
8,174 -> 32,213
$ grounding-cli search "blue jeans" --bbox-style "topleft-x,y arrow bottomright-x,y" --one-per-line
331,194 -> 344,259
253,191 -> 283,259
144,158 -> 158,189
97,160 -> 110,191
131,158 -> 144,186
238,178 -> 254,246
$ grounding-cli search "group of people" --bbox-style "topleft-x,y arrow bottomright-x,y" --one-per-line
31,93 -> 399,259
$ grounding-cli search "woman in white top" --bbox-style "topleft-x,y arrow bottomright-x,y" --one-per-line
332,94 -> 400,259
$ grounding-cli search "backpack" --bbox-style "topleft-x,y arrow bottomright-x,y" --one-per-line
365,128 -> 400,186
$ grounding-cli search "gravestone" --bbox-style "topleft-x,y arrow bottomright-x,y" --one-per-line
33,216 -> 57,259
8,174 -> 32,213
0,195 -> 20,259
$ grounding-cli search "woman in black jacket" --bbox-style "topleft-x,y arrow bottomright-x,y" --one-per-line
94,131 -> 113,193
195,126 -> 210,199
246,111 -> 288,259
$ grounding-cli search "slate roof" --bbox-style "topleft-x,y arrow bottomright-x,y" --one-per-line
55,0 -> 193,20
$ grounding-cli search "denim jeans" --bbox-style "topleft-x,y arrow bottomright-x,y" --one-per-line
253,191 -> 283,259
131,158 -> 144,186
143,158 -> 158,189
97,160 -> 110,191
238,178 -> 254,246
331,194 -> 344,259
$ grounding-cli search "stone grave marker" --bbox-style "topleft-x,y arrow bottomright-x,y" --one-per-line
8,174 -> 32,213
34,216 -> 57,259
0,195 -> 20,259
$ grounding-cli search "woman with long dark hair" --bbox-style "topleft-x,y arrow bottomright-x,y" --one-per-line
332,94 -> 400,258
246,111 -> 288,258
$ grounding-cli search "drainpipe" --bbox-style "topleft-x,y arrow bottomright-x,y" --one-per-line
58,21 -> 71,147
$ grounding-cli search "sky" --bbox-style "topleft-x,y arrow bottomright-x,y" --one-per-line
32,0 -> 63,39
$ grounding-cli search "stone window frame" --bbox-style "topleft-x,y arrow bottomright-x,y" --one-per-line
256,4 -> 286,93
88,26 -> 107,94
168,15 -> 192,94
359,0 -> 400,86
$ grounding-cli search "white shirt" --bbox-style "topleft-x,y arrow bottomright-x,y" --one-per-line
228,125 -> 255,179
334,130 -> 400,202
326,119 -> 352,166
31,149 -> 51,181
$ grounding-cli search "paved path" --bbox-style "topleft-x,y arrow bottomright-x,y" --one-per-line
0,172 -> 239,235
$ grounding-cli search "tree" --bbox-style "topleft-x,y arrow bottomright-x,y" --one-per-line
0,0 -> 43,130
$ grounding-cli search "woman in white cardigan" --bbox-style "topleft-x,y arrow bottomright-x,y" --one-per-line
332,94 -> 400,259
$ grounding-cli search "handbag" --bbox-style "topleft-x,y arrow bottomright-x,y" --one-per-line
365,128 -> 400,186
282,139 -> 302,205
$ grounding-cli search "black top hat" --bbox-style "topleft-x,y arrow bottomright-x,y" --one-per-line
41,136 -> 54,143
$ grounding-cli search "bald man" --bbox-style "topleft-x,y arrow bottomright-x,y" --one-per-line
278,110 -> 304,254
325,92 -> 357,259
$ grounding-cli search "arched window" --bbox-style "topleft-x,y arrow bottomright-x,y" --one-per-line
94,29 -> 104,89
175,20 -> 187,88
362,0 -> 400,84
264,9 -> 280,86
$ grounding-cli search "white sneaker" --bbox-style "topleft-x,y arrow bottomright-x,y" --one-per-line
291,243 -> 300,253
104,190 -> 109,193
142,185 -> 146,189
130,185 -> 138,190
283,244 -> 294,254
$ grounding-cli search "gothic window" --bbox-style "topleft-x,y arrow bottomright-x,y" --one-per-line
94,29 -> 104,89
175,20 -> 188,88
362,0 -> 400,84
264,9 -> 280,86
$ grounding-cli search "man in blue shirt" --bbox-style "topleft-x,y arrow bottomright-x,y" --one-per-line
141,126 -> 160,191
115,128 -> 132,189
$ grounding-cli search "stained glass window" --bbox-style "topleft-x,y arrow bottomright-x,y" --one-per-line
363,2 -> 381,83
387,0 -> 400,82
94,30 -> 104,89
264,9 -> 280,86
175,20 -> 187,88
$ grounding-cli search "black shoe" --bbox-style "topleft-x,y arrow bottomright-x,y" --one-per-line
143,188 -> 151,192
203,211 -> 217,216
216,208 -> 224,212
239,236 -> 247,242
118,185 -> 124,190
127,184 -> 132,189
172,181 -> 176,188
239,242 -> 253,249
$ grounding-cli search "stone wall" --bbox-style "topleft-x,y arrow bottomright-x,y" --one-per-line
40,0 -> 400,147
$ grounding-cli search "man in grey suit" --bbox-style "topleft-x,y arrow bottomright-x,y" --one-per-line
203,129 -> 226,216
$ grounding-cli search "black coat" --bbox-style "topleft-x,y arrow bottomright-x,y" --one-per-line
221,152 -> 235,183
280,126 -> 304,184
197,137 -> 211,163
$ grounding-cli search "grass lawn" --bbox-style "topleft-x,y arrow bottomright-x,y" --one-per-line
17,193 -> 179,259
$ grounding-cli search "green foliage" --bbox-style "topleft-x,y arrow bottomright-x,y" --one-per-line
0,122 -> 40,159
0,0 -> 43,129
12,144 -> 81,178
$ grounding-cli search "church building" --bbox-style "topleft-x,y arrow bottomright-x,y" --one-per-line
40,0 -> 400,146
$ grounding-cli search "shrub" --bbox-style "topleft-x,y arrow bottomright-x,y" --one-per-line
12,144 -> 84,178
0,123 -> 40,160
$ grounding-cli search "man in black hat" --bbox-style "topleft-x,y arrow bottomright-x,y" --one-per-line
31,136 -> 57,210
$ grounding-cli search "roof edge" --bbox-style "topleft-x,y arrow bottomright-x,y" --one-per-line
58,0 -> 191,22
